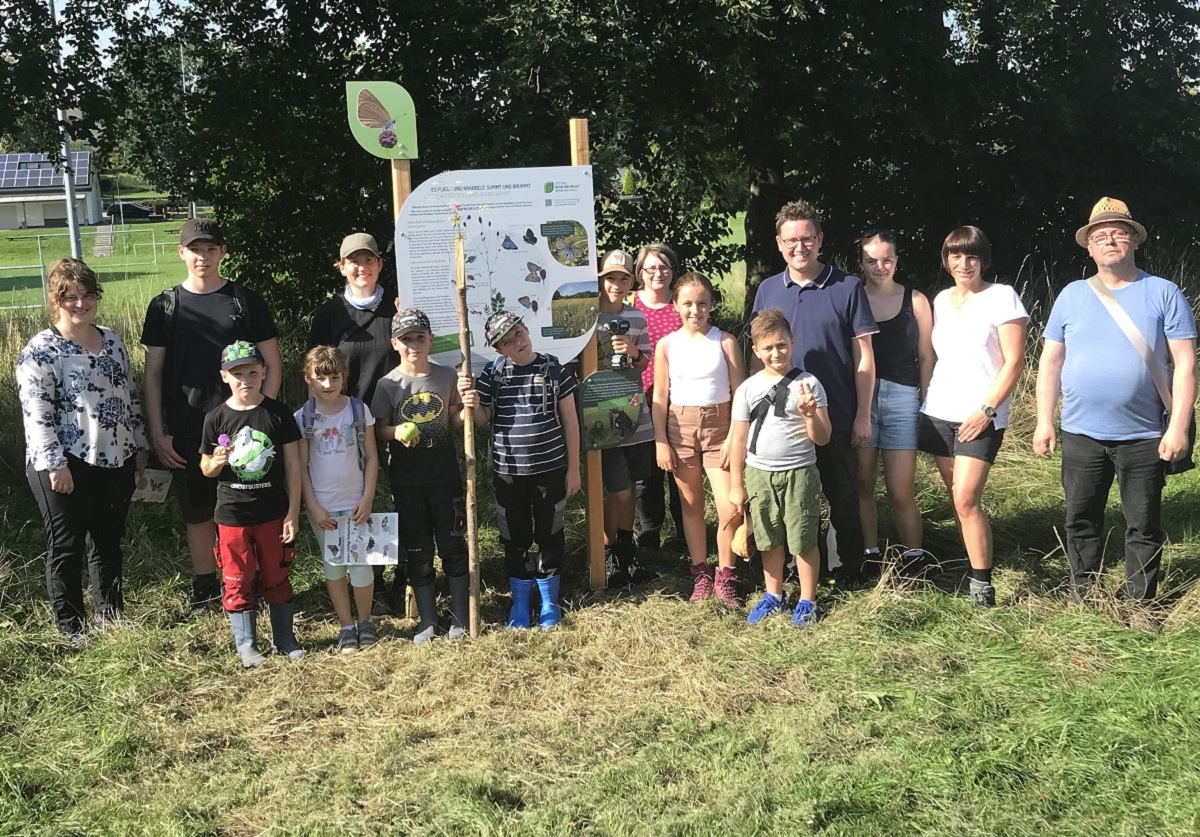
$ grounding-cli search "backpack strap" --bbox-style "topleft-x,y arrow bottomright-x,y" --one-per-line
747,368 -> 803,456
348,397 -> 367,472
300,396 -> 319,440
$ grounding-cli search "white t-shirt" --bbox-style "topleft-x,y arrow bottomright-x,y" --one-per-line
293,398 -> 375,512
921,283 -> 1028,428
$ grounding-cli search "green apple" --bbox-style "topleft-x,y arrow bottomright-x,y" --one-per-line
397,422 -> 420,443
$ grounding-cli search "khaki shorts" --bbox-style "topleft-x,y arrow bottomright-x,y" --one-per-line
744,464 -> 822,555
667,402 -> 731,469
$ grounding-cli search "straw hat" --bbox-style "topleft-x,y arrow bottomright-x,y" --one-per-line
1075,197 -> 1147,247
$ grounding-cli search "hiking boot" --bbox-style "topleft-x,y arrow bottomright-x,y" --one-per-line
188,575 -> 222,621
746,593 -> 785,625
605,547 -> 632,589
335,626 -> 358,654
714,566 -> 742,608
689,563 -> 715,602
969,578 -> 996,608
791,599 -> 818,628
356,620 -> 378,649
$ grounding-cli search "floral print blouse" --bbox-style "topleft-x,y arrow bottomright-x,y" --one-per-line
17,326 -> 149,471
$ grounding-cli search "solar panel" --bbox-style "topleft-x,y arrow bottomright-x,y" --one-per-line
0,151 -> 91,190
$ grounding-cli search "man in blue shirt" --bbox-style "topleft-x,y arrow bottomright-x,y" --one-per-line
1034,198 -> 1196,605
751,200 -> 878,583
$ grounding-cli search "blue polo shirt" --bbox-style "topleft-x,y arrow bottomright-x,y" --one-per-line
751,264 -> 878,431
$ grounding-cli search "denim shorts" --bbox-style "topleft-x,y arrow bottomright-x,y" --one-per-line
867,378 -> 920,450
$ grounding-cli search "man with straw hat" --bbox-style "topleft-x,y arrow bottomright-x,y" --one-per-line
1034,198 -> 1196,612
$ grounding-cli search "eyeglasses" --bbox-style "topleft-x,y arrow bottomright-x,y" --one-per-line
60,293 -> 97,305
780,236 -> 819,250
1088,230 -> 1133,246
642,265 -> 672,274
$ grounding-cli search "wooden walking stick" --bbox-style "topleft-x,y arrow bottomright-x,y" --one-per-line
452,227 -> 482,637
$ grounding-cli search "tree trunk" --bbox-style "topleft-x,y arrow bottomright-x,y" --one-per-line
742,144 -> 786,322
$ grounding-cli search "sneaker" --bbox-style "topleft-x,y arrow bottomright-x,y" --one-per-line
356,620 -> 378,649
65,632 -> 89,650
969,578 -> 996,608
335,626 -> 358,654
689,563 -> 715,602
714,567 -> 742,608
94,610 -> 135,631
629,556 -> 656,584
791,599 -> 818,628
746,593 -> 785,625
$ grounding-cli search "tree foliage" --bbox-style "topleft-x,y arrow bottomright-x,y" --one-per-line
7,0 -> 1200,320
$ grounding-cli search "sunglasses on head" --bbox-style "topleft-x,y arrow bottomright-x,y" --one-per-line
858,228 -> 896,244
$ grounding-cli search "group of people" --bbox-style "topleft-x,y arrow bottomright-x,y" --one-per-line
16,195 -> 1193,660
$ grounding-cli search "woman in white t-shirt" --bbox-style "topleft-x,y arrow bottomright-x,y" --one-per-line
918,226 -> 1028,607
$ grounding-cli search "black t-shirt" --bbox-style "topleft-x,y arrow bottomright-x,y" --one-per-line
200,396 -> 301,526
307,286 -> 399,406
141,281 -> 278,439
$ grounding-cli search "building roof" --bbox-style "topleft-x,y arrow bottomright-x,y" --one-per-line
0,152 -> 92,192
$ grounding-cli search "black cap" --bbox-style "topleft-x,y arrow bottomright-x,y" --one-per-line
180,218 -> 226,247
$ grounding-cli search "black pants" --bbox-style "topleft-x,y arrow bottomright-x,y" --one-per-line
815,431 -> 866,576
634,458 -> 684,545
1062,432 -> 1165,600
391,480 -> 468,587
27,455 -> 136,634
494,468 -> 567,579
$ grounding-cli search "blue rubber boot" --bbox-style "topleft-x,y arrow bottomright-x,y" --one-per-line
535,575 -> 562,631
507,578 -> 534,629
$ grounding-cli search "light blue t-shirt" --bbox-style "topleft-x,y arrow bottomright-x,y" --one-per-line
1044,273 -> 1196,441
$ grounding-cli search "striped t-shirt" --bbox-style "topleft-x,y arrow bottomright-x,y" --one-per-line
477,352 -> 577,475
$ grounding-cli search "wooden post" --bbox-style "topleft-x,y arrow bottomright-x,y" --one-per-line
391,157 -> 419,618
453,235 -> 482,637
570,118 -> 607,591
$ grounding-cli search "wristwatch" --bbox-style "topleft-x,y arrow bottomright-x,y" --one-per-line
981,404 -> 997,420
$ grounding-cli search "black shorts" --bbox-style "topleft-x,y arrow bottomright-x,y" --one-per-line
601,440 -> 655,493
918,414 -> 1005,465
170,436 -> 217,524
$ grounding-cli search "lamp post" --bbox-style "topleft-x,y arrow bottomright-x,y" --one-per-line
48,0 -> 81,258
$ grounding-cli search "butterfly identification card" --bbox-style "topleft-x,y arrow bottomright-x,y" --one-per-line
132,468 -> 173,503
322,513 -> 399,565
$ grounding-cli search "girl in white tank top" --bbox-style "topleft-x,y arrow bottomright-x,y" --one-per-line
651,274 -> 746,606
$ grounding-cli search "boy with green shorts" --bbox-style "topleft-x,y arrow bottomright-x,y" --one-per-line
729,308 -> 832,627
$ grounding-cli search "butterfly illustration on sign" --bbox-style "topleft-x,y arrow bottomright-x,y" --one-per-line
502,235 -> 518,251
524,228 -> 538,245
517,296 -> 539,314
344,82 -> 419,161
525,262 -> 546,283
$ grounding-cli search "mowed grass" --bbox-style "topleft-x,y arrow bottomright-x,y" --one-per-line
3,237 -> 1200,833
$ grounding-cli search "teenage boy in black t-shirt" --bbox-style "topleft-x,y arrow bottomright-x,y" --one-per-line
200,341 -> 302,668
141,219 -> 281,617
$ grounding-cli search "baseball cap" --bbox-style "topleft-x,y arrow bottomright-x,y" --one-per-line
392,308 -> 432,337
180,218 -> 225,247
340,232 -> 381,259
220,340 -> 264,369
485,310 -> 523,347
599,249 -> 635,281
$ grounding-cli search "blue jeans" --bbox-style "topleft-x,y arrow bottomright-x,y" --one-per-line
1061,432 -> 1165,600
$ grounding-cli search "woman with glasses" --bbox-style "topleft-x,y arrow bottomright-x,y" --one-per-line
918,227 -> 1028,607
632,243 -> 686,552
855,230 -> 933,571
17,259 -> 149,646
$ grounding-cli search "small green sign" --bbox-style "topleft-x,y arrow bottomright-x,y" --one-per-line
345,82 -> 419,160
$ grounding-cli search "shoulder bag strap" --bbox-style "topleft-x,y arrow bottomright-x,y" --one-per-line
747,368 -> 803,455
1085,276 -> 1172,411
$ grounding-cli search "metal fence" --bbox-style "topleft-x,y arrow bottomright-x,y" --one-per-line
0,228 -> 160,310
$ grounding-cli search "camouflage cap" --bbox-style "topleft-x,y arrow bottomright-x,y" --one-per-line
391,307 -> 432,337
484,310 -> 524,347
220,340 -> 264,369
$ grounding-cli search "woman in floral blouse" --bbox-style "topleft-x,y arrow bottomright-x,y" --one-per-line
17,258 -> 149,645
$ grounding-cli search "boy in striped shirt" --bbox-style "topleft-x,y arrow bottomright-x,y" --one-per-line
458,311 -> 581,630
